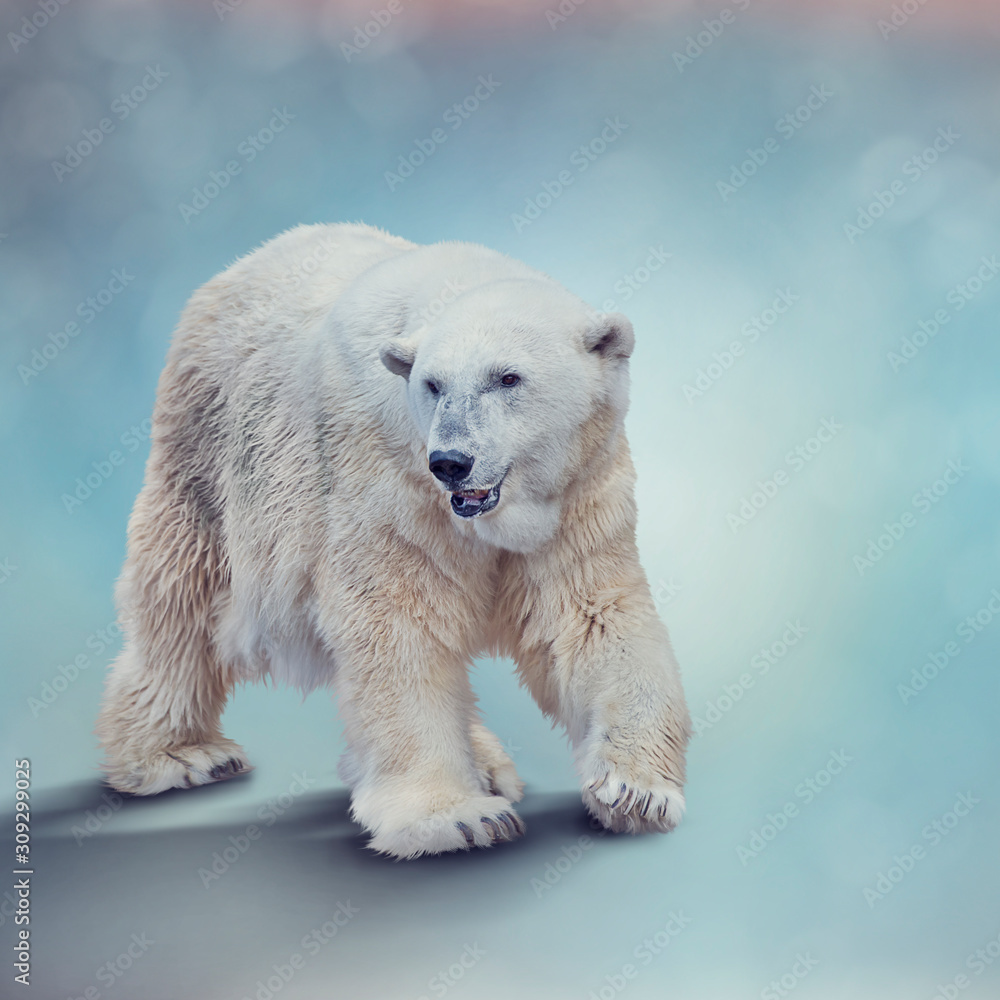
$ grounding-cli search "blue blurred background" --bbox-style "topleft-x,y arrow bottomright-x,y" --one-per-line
2,1 -> 999,997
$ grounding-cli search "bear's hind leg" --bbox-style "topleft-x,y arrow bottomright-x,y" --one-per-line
98,642 -> 250,795
97,483 -> 251,795
469,720 -> 523,803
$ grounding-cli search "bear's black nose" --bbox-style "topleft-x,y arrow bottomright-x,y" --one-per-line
429,450 -> 474,486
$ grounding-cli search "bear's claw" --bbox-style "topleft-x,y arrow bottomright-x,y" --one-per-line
481,810 -> 523,844
208,758 -> 245,780
108,742 -> 254,796
481,816 -> 502,842
364,794 -> 525,858
582,767 -> 685,835
500,810 -> 524,836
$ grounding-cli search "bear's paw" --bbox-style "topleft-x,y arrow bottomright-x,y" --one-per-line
365,794 -> 525,859
106,740 -> 253,796
581,765 -> 685,835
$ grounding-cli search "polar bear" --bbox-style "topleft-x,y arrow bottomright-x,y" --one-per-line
97,223 -> 691,858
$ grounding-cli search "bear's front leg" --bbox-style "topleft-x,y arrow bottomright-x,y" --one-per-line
515,577 -> 691,836
575,631 -> 690,835
333,630 -> 524,859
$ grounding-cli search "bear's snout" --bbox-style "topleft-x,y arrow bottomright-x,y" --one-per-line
429,449 -> 474,487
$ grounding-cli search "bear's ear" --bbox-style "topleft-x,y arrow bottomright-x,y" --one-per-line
583,313 -> 634,361
379,338 -> 417,380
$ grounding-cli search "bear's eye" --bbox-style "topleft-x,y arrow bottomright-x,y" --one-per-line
500,373 -> 520,387
426,381 -> 439,395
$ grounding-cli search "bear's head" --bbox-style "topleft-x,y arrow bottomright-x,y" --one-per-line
379,277 -> 634,553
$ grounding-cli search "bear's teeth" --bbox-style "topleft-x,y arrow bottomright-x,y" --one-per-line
455,489 -> 489,500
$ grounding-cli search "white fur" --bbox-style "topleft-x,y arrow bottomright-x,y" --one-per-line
97,223 -> 691,858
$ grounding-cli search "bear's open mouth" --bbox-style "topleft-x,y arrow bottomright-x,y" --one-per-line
450,482 -> 501,518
